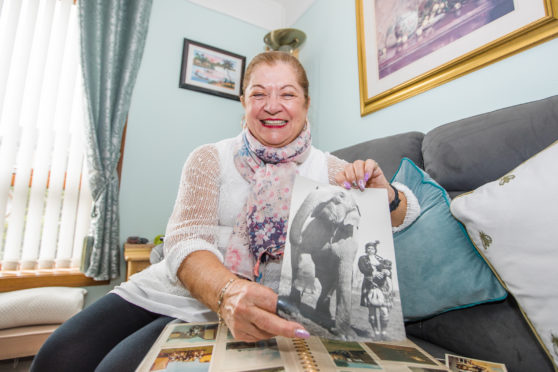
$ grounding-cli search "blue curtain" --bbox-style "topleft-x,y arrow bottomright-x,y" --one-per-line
78,0 -> 153,280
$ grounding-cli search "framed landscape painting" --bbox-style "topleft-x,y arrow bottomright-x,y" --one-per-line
179,38 -> 246,101
356,0 -> 558,115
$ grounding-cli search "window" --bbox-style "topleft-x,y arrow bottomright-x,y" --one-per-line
0,0 -> 105,289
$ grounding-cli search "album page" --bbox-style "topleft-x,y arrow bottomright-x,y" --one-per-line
278,175 -> 405,342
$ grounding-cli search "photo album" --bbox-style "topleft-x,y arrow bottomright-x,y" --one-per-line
136,320 -> 450,372
137,176 -> 507,371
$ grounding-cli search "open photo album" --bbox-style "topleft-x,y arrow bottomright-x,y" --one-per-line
136,176 -> 516,371
277,175 -> 405,342
136,321 -> 450,372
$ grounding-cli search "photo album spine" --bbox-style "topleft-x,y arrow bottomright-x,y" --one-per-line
291,338 -> 318,372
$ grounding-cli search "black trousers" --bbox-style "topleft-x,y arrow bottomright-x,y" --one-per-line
31,293 -> 175,372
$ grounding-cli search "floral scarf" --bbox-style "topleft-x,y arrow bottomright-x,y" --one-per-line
224,126 -> 311,281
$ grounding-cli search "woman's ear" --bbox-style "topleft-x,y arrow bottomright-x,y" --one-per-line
240,95 -> 245,108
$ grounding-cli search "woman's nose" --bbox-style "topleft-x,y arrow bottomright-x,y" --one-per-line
264,94 -> 281,114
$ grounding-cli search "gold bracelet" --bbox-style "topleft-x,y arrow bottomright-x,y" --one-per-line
217,278 -> 236,323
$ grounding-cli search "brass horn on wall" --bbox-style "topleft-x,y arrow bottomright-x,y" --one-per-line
264,28 -> 306,57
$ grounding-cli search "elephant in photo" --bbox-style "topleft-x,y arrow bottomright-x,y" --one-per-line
287,186 -> 361,336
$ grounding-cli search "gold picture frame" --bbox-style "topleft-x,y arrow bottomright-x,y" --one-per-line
356,0 -> 558,116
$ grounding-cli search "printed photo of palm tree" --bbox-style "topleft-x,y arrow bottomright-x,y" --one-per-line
191,50 -> 238,92
180,39 -> 245,100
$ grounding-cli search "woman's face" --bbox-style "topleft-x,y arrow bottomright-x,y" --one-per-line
366,245 -> 376,255
242,62 -> 309,148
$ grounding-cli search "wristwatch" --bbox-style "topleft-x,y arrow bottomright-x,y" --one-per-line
389,184 -> 401,212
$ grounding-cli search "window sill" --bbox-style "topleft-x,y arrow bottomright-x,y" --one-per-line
0,269 -> 109,292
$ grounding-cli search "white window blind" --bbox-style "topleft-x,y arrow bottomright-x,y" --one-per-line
0,0 -> 92,271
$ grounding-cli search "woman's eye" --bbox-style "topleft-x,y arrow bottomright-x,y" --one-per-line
252,93 -> 265,98
282,93 -> 295,98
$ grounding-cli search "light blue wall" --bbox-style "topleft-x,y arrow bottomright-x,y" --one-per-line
107,0 -> 558,299
296,1 -> 558,151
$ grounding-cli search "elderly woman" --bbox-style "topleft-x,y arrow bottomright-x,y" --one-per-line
32,51 -> 420,371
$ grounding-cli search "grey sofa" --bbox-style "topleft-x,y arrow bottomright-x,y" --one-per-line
332,95 -> 558,372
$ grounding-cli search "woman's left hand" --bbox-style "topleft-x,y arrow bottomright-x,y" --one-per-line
335,159 -> 395,202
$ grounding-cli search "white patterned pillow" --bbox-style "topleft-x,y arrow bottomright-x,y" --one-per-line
0,287 -> 87,329
451,141 -> 558,368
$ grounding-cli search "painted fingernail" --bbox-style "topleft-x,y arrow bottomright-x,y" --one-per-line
295,328 -> 310,339
364,172 -> 370,182
343,181 -> 351,190
358,179 -> 365,190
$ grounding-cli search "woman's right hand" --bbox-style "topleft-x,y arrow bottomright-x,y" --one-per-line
219,278 -> 309,342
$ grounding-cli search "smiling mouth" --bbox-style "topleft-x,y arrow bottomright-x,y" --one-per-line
261,119 -> 288,127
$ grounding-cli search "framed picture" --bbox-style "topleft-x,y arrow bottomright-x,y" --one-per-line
356,0 -> 558,115
179,38 -> 246,101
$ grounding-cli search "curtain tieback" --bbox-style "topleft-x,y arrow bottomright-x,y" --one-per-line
90,176 -> 118,218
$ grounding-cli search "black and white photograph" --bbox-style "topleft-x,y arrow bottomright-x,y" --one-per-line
278,176 -> 405,342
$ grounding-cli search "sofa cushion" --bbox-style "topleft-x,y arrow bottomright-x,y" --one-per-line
0,287 -> 87,329
422,95 -> 558,195
450,141 -> 558,368
391,158 -> 506,321
332,131 -> 424,181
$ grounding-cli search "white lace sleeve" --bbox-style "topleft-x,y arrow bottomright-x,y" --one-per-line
326,154 -> 421,232
326,154 -> 348,185
163,144 -> 222,281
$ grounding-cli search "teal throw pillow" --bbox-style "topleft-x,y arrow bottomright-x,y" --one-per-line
391,158 -> 507,321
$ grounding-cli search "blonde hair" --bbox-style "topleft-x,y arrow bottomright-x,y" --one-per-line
242,51 -> 309,105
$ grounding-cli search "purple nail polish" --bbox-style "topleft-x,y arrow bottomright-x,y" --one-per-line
364,172 -> 370,182
295,329 -> 310,339
358,179 -> 365,190
343,181 -> 351,190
